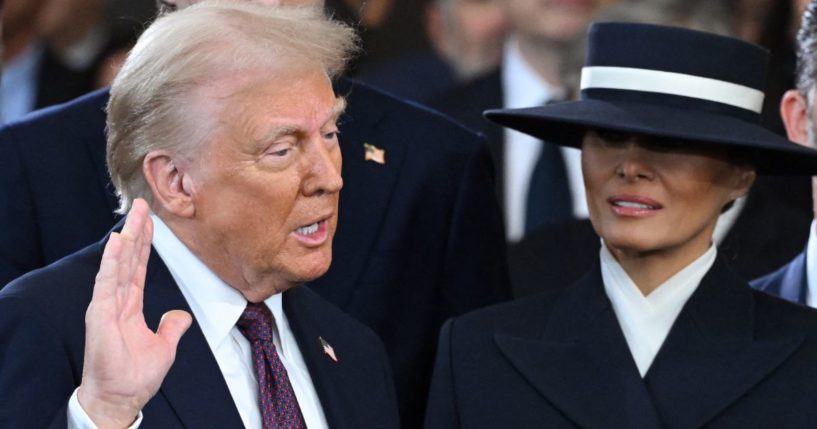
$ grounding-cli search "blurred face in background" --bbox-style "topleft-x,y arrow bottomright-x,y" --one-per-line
3,0 -> 44,42
36,0 -> 105,49
499,0 -> 620,44
426,0 -> 507,78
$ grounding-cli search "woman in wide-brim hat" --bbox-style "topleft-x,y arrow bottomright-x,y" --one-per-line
424,22 -> 817,429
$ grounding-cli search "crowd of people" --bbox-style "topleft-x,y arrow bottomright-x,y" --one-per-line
2,0 -> 817,428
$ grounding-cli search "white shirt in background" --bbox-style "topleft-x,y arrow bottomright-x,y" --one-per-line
501,38 -> 587,242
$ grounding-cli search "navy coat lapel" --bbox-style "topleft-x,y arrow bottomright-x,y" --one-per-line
314,78 -> 405,307
141,249 -> 244,428
495,265 -> 663,429
645,258 -> 804,428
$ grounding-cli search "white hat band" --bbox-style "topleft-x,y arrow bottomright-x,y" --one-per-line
580,66 -> 765,113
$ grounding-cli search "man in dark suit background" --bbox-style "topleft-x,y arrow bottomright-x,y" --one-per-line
431,0 -> 621,243
0,0 -> 510,426
752,0 -> 817,305
0,3 -> 399,427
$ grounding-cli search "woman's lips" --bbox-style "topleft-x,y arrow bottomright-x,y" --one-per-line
608,195 -> 663,217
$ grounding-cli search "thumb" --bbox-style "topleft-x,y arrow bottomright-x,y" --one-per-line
157,310 -> 193,351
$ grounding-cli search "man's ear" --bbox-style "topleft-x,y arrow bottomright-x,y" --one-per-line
781,89 -> 811,147
143,151 -> 196,218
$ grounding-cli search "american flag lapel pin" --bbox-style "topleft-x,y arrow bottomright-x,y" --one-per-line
318,336 -> 338,362
363,143 -> 386,165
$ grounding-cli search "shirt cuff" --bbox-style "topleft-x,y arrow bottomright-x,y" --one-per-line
67,388 -> 143,429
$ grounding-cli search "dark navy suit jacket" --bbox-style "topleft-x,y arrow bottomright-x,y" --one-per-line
0,232 -> 400,428
751,248 -> 809,305
0,78 -> 511,427
425,258 -> 817,428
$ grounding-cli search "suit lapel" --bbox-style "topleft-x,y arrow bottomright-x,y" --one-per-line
141,250 -> 244,428
496,266 -> 663,429
645,258 -> 804,428
312,78 -> 405,306
282,286 -> 370,429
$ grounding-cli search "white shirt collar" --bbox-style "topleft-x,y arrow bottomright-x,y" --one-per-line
502,37 -> 561,109
150,214 -> 286,352
600,241 -> 717,376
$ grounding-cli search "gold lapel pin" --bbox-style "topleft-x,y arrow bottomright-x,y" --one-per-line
318,336 -> 338,362
364,143 -> 386,165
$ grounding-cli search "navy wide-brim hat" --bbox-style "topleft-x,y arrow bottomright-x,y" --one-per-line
485,22 -> 817,175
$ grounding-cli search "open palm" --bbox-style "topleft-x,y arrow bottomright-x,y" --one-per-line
77,199 -> 192,427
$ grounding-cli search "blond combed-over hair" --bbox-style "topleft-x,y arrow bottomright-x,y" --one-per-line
106,0 -> 358,213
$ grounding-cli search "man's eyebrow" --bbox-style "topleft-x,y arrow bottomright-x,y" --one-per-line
253,97 -> 347,146
255,125 -> 300,147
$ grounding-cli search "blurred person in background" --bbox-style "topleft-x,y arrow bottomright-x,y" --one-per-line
431,0 -> 621,244
36,0 -> 140,89
2,0 -> 48,123
360,0 -> 507,102
752,0 -> 817,307
1,0 -> 134,123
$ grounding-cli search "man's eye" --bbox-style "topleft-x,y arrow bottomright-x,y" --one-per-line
267,146 -> 292,157
323,131 -> 339,140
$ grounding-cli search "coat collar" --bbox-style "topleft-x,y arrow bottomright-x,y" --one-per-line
496,258 -> 804,428
644,257 -> 804,428
496,263 -> 663,428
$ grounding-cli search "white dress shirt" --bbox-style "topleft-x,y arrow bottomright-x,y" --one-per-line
68,215 -> 328,428
600,242 -> 717,377
501,38 -> 585,242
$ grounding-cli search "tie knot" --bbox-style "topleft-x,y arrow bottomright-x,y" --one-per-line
237,302 -> 275,344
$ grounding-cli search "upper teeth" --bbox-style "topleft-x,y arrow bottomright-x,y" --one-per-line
615,201 -> 653,209
297,222 -> 319,235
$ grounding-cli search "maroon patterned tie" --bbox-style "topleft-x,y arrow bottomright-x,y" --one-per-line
237,302 -> 307,429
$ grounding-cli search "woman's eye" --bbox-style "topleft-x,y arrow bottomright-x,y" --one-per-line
594,129 -> 630,143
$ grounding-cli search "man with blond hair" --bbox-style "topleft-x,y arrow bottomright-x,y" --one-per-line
0,0 -> 510,426
0,2 -> 399,427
